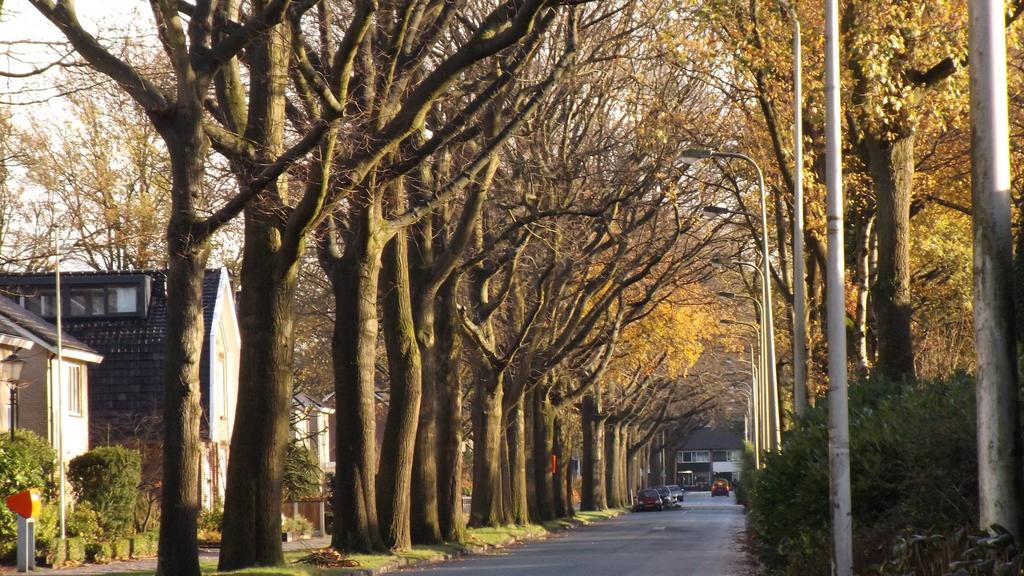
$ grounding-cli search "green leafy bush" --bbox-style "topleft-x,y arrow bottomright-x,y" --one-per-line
283,515 -> 313,535
198,501 -> 223,542
0,431 -> 56,558
65,537 -> 86,564
747,375 -> 977,575
67,502 -> 102,542
67,445 -> 141,537
129,531 -> 158,558
283,440 -> 322,502
85,541 -> 111,564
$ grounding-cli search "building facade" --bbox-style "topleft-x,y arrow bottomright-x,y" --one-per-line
675,427 -> 744,490
0,269 -> 240,508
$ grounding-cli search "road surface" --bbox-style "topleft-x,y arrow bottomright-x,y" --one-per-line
404,491 -> 755,576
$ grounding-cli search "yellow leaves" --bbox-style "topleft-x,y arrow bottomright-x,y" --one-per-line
614,287 -> 723,380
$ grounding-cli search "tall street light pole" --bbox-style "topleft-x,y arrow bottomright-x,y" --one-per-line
824,0 -> 852,572
969,0 -> 1022,540
721,318 -> 766,460
691,150 -> 779,451
712,257 -> 778,453
782,1 -> 808,417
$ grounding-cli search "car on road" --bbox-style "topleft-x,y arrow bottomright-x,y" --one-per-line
711,478 -> 731,497
667,484 -> 685,503
635,488 -> 664,511
654,485 -> 678,508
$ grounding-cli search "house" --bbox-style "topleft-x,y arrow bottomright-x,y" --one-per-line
284,392 -> 335,536
0,294 -> 103,464
0,269 -> 240,508
675,427 -> 745,490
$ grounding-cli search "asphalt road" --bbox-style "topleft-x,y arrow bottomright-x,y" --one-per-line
404,491 -> 754,576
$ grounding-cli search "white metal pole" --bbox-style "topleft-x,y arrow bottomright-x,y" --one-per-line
54,228 -> 66,541
824,0 -> 852,572
791,13 -> 808,417
749,346 -> 760,469
969,0 -> 1021,540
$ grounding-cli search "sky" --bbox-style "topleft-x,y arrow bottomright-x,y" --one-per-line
1,0 -> 155,110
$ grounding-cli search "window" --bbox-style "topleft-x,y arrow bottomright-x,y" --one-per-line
23,292 -> 56,317
66,365 -> 83,416
108,287 -> 138,313
20,285 -> 142,318
681,451 -> 709,463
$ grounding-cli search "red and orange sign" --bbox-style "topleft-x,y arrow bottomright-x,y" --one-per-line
5,489 -> 41,519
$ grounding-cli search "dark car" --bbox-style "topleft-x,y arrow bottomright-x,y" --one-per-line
667,484 -> 685,503
711,478 -> 731,497
654,485 -> 677,508
635,488 -> 664,511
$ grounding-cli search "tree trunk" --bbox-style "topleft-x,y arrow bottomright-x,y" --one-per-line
531,392 -> 555,521
377,219 -> 422,551
552,413 -> 567,518
435,276 -> 465,541
581,393 -> 606,511
156,120 -> 211,576
329,220 -> 387,553
867,133 -> 917,381
852,213 -> 873,376
470,370 -> 505,527
505,398 -> 529,524
410,293 -> 441,544
219,201 -> 296,569
604,422 -> 620,508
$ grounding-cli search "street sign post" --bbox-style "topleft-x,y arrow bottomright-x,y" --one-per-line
5,489 -> 42,572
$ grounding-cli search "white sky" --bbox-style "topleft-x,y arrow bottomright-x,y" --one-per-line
1,0 -> 155,111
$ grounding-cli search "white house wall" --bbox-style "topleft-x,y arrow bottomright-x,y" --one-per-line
209,268 -> 240,445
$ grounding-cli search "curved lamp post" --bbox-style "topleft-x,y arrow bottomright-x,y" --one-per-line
692,149 -> 780,453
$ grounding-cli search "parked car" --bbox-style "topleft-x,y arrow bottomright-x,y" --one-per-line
635,488 -> 664,511
654,485 -> 678,508
667,484 -> 685,503
711,478 -> 731,497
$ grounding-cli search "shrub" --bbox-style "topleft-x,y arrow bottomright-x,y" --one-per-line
0,431 -> 56,558
129,531 -> 158,558
67,445 -> 141,537
283,441 -> 322,502
67,502 -> 102,542
110,537 -> 131,559
747,375 -> 977,575
283,515 -> 313,535
65,537 -> 86,564
85,541 -> 111,564
198,502 -> 223,542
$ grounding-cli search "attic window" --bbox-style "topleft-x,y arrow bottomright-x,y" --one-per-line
20,284 -> 144,317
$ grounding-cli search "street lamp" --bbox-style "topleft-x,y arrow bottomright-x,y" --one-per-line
2,352 -> 26,441
719,319 -> 767,463
687,148 -> 779,453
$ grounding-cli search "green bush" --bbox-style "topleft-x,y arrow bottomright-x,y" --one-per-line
65,537 -> 86,564
283,440 -> 322,502
67,445 -> 141,537
110,537 -> 131,559
85,541 -> 111,564
0,431 -> 56,558
67,502 -> 102,542
129,531 -> 158,558
747,375 -> 977,575
283,515 -> 313,535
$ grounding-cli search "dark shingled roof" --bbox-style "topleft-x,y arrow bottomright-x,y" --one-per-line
0,269 -> 225,443
679,427 -> 745,451
0,294 -> 97,355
